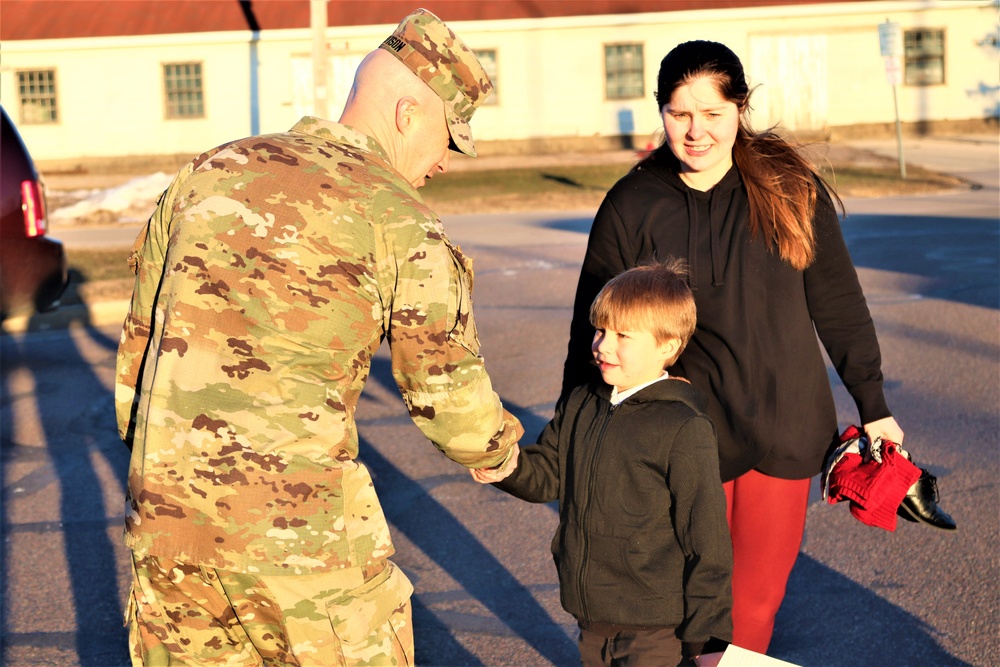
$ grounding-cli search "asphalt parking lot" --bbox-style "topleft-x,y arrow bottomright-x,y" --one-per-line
2,134 -> 997,666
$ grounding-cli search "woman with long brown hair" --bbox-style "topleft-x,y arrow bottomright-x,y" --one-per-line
561,40 -> 904,655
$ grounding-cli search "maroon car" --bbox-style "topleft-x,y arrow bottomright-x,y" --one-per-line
1,105 -> 68,319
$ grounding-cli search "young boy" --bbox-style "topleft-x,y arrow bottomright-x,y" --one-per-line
473,259 -> 732,666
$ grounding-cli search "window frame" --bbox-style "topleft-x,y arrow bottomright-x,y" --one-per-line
17,69 -> 59,125
604,43 -> 645,101
903,28 -> 945,87
163,61 -> 206,119
473,48 -> 499,106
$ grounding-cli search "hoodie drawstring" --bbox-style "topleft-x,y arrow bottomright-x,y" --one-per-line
685,188 -> 700,290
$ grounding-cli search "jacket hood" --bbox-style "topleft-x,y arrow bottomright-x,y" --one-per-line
636,152 -> 744,290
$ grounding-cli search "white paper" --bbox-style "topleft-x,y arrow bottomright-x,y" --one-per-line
718,644 -> 803,667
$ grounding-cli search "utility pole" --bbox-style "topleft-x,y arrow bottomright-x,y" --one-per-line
239,0 -> 261,135
311,0 -> 329,119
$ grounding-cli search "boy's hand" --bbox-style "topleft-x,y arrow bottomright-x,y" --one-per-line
470,444 -> 520,484
693,652 -> 725,667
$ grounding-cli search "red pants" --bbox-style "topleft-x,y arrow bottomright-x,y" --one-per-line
723,468 -> 811,654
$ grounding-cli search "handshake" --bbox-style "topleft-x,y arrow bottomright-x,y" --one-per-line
470,444 -> 520,484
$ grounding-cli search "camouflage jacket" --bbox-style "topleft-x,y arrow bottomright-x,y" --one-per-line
115,117 -> 521,575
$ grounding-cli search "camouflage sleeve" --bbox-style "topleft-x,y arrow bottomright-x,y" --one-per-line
377,198 -> 522,469
115,165 -> 191,445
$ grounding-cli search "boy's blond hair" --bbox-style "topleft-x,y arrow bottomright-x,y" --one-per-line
589,258 -> 696,367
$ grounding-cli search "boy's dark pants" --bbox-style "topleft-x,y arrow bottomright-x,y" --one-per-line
578,625 -> 682,666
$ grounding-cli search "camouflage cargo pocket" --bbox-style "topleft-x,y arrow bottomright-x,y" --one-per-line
444,239 -> 481,356
327,561 -> 414,665
128,555 -> 259,666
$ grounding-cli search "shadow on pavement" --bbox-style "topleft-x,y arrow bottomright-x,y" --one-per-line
541,216 -> 594,235
361,438 -> 578,666
1,307 -> 129,666
772,554 -> 972,667
841,215 -> 998,310
360,354 -> 579,666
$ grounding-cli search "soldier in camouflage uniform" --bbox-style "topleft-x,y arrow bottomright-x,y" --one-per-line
116,9 -> 520,665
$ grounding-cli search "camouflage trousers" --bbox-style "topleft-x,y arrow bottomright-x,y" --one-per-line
126,552 -> 414,666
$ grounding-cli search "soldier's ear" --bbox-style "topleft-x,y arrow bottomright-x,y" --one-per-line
395,96 -> 419,135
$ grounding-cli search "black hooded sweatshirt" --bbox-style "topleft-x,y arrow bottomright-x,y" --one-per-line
495,377 -> 732,657
561,155 -> 892,481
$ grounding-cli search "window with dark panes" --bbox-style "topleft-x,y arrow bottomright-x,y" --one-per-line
164,62 -> 205,118
474,49 -> 499,105
904,29 -> 945,86
605,44 -> 644,100
18,70 -> 58,124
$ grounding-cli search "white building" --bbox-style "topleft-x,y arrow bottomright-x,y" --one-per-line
1,0 -> 996,169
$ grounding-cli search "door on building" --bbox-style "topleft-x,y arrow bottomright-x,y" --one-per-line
748,35 -> 829,133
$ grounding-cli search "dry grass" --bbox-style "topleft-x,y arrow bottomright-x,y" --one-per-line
816,164 -> 968,197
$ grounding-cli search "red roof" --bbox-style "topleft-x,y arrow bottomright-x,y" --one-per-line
2,0 -> 865,41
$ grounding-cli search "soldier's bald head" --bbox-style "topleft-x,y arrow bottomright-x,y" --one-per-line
342,49 -> 440,122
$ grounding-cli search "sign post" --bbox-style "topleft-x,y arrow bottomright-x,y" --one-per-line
878,20 -> 906,178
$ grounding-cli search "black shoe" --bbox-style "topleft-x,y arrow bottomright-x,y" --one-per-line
897,469 -> 957,530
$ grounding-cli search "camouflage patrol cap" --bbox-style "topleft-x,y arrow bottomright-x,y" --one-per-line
379,8 -> 493,157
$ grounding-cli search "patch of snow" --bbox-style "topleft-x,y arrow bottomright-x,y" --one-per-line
50,172 -> 174,224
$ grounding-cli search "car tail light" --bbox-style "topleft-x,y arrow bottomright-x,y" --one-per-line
21,179 -> 48,237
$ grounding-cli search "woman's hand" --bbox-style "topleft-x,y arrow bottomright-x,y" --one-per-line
864,416 -> 904,446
